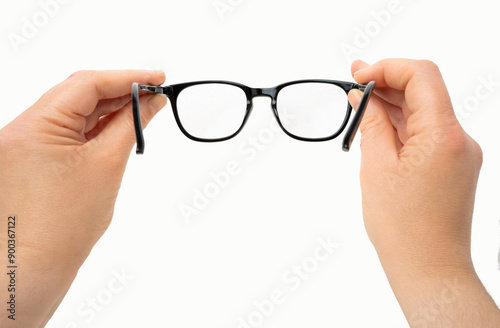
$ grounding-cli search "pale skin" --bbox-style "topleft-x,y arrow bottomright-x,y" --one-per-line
348,59 -> 500,326
0,59 -> 499,327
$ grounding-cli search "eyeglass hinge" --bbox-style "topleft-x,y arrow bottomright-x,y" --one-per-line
139,85 -> 173,97
354,83 -> 367,91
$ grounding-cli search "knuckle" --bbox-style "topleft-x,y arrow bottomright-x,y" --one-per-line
437,125 -> 479,160
417,60 -> 440,73
442,125 -> 468,152
439,127 -> 483,172
69,70 -> 95,81
67,70 -> 97,93
429,124 -> 483,170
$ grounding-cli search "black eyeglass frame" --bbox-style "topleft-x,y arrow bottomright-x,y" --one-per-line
132,79 -> 375,154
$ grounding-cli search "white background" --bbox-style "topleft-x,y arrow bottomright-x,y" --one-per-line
1,0 -> 499,327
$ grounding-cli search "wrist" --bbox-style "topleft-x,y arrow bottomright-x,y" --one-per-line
403,273 -> 500,327
375,246 -> 500,326
0,209 -> 88,327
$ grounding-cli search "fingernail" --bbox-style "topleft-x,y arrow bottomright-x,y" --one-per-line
348,89 -> 363,108
148,94 -> 167,112
354,59 -> 368,66
143,69 -> 164,75
353,68 -> 368,77
349,89 -> 364,98
353,59 -> 370,77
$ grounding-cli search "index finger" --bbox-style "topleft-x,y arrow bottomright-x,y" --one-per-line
353,58 -> 455,121
46,70 -> 166,117
353,58 -> 442,90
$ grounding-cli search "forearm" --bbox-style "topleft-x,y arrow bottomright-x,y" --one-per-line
0,257 -> 78,328
376,244 -> 500,327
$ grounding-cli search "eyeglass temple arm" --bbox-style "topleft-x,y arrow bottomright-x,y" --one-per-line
132,83 -> 170,154
342,81 -> 376,152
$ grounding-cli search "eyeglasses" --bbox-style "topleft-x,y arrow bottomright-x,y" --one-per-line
132,79 -> 375,154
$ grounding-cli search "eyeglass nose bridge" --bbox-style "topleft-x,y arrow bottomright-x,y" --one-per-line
250,87 -> 277,99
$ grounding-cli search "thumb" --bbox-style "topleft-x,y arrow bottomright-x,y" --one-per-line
348,90 -> 398,164
93,93 -> 167,160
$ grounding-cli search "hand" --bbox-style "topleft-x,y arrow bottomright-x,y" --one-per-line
0,70 -> 166,327
348,59 -> 500,326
